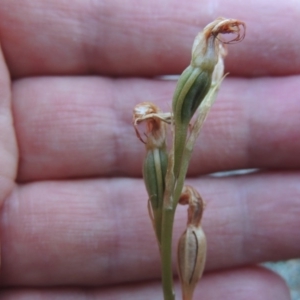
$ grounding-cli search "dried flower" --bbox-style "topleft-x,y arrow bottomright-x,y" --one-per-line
133,102 -> 170,149
172,18 -> 245,178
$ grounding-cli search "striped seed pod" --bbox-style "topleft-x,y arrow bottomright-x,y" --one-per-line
143,147 -> 168,243
177,186 -> 206,300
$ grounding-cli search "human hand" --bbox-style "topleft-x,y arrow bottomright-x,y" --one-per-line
0,0 -> 299,299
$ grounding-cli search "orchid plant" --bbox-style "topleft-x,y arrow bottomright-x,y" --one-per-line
133,17 -> 245,300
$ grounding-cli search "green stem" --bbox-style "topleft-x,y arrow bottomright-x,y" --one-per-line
173,124 -> 189,179
173,146 -> 193,205
161,207 -> 176,300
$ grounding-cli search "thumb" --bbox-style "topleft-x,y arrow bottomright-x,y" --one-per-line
0,44 -> 18,267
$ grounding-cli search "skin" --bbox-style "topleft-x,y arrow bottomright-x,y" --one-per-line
0,0 -> 299,298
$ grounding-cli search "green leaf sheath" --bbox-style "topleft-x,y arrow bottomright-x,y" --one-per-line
143,147 -> 168,244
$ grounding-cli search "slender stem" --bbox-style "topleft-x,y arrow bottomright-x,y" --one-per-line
173,124 -> 189,179
161,207 -> 176,300
173,145 -> 193,205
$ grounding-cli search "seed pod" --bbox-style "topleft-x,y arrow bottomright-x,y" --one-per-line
173,66 -> 212,127
178,225 -> 206,300
143,147 -> 168,244
143,147 -> 168,210
177,186 -> 206,300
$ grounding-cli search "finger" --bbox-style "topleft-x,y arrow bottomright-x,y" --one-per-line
0,0 -> 299,77
0,267 -> 290,300
13,75 -> 300,181
1,172 -> 299,285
